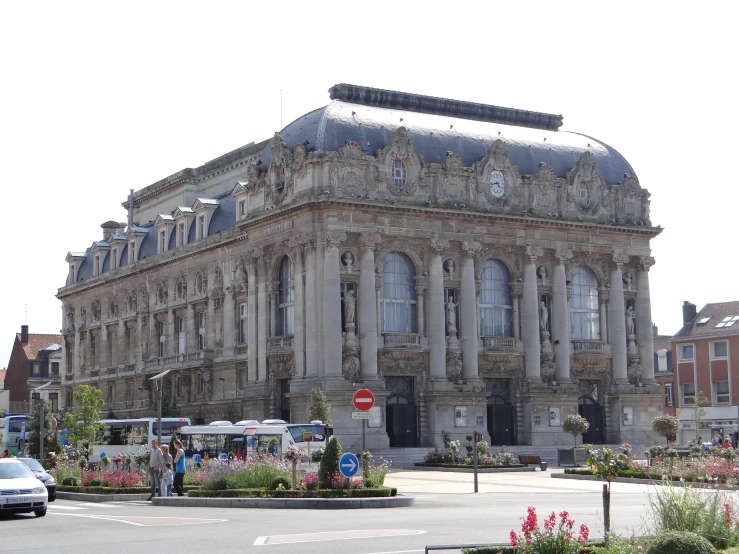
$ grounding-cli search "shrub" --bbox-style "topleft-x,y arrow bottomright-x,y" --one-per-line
311,447 -> 324,463
300,472 -> 319,491
88,478 -> 103,487
476,440 -> 489,458
652,415 -> 680,446
318,436 -> 342,489
364,479 -> 376,488
270,477 -> 290,490
645,531 -> 716,554
203,476 -> 228,491
62,477 -> 78,486
561,414 -> 590,448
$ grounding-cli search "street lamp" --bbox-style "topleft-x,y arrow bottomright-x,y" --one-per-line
149,369 -> 171,446
219,378 -> 225,400
31,382 -> 52,465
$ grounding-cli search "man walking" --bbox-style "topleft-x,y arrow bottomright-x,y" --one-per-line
147,439 -> 164,501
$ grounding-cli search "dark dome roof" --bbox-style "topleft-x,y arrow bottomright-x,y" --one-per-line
262,100 -> 635,186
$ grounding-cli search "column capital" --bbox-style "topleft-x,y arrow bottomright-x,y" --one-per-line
430,233 -> 450,254
323,230 -> 347,249
525,242 -> 543,263
247,247 -> 263,262
462,241 -> 481,257
414,278 -> 428,295
375,274 -> 383,291
510,285 -> 523,298
598,287 -> 610,303
611,249 -> 629,269
288,233 -> 315,254
637,255 -> 656,271
359,232 -> 383,250
554,249 -> 573,264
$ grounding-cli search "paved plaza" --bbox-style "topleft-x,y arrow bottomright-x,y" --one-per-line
0,469 -> 686,553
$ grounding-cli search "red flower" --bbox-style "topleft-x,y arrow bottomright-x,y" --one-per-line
509,530 -> 518,547
544,512 -> 556,531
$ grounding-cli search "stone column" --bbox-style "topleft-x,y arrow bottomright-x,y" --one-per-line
523,244 -> 543,381
291,242 -> 305,378
323,231 -> 345,376
460,241 -> 481,381
375,277 -> 382,340
316,238 -> 325,374
415,283 -> 426,338
637,256 -> 656,383
223,270 -> 235,350
73,331 -> 81,374
303,241 -> 318,377
117,320 -> 126,365
136,316 -> 144,363
428,236 -> 449,380
552,249 -> 572,382
101,325 -> 109,368
256,254 -> 268,383
359,233 -> 382,380
247,251 -> 259,383
511,290 -> 521,341
598,290 -> 609,343
269,282 -> 278,338
609,251 -> 629,383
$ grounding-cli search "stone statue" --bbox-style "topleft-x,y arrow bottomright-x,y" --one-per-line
446,298 -> 458,332
537,266 -> 548,286
625,305 -> 635,335
540,301 -> 549,331
344,289 -> 356,325
232,256 -> 247,292
342,350 -> 360,382
623,271 -> 633,291
341,251 -> 354,268
444,259 -> 455,277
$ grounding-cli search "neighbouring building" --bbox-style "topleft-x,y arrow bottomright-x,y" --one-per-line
653,324 -> 675,418
57,84 -> 663,449
4,325 -> 63,414
672,301 -> 739,444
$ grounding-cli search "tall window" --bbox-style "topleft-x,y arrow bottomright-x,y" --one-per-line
239,303 -> 247,344
479,260 -> 512,337
198,215 -> 205,239
157,320 -> 165,357
178,223 -> 185,246
239,201 -> 246,218
682,382 -> 695,406
49,393 -> 58,413
66,340 -> 74,371
177,316 -> 185,354
159,230 -> 166,253
714,381 -> 730,404
392,159 -> 407,188
570,266 -> 600,340
277,257 -> 294,336
51,362 -> 59,375
95,254 -> 100,275
198,312 -> 206,350
111,249 -> 117,269
380,253 -> 417,333
129,242 -> 136,264
90,333 -> 97,367
665,383 -> 674,407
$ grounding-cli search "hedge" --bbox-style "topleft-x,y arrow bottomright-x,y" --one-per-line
564,468 -> 689,482
415,463 -> 524,469
58,485 -> 200,494
188,487 -> 398,498
465,542 -> 607,554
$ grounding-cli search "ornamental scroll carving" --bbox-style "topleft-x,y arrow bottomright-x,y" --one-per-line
377,127 -> 421,197
568,151 -> 605,217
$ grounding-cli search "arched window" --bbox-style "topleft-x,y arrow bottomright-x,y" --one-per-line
380,253 -> 417,333
392,159 -> 407,188
479,260 -> 512,337
277,257 -> 294,336
570,266 -> 600,340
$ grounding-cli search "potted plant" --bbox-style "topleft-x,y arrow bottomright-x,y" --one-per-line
652,414 -> 680,446
558,413 -> 590,466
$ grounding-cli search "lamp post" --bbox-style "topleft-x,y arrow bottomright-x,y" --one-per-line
149,369 -> 171,446
31,382 -> 52,465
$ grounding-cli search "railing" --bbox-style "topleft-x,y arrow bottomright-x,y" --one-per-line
481,336 -> 517,350
572,340 -> 606,353
268,336 -> 294,349
382,333 -> 421,347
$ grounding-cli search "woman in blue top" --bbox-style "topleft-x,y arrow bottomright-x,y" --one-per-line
172,439 -> 187,497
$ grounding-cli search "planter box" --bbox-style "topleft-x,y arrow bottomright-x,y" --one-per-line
557,448 -> 590,467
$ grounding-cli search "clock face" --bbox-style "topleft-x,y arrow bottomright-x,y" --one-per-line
489,170 -> 506,198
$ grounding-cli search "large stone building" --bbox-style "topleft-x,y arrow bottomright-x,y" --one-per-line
58,84 -> 662,450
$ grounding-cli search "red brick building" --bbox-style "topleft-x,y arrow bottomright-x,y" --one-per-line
4,325 -> 62,413
670,301 -> 739,444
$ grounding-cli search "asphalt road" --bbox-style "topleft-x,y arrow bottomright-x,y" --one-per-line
0,470 -> 677,553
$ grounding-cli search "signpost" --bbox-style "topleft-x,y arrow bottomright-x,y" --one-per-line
339,452 -> 359,478
352,389 -> 375,452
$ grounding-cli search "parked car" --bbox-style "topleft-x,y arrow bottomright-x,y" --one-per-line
0,459 -> 48,517
18,458 -> 56,502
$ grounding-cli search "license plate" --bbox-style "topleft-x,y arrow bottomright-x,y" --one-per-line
5,497 -> 24,504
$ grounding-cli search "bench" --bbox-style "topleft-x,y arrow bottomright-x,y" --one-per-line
518,454 -> 547,471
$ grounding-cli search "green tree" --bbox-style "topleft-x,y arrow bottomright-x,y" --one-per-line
308,387 -> 332,424
318,436 -> 342,488
561,413 -> 590,448
28,400 -> 62,460
587,447 -> 628,546
652,414 -> 680,446
691,391 -> 710,441
62,385 -> 104,455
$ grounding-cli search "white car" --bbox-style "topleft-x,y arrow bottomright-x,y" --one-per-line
0,459 -> 48,517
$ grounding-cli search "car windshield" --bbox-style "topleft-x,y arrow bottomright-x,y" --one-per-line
20,458 -> 44,472
0,463 -> 34,480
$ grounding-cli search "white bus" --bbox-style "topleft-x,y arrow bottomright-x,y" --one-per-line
0,414 -> 30,457
178,420 -> 331,461
91,417 -> 191,457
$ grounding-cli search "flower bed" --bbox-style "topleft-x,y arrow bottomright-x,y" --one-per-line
415,463 -> 525,469
188,487 -> 397,498
421,447 -> 517,467
57,486 -> 150,494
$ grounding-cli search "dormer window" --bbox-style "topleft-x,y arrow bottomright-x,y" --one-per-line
129,241 -> 136,264
198,215 -> 206,240
69,264 -> 75,283
95,254 -> 101,276
392,159 -> 407,188
111,249 -> 117,270
239,201 -> 246,218
178,223 -> 185,246
159,230 -> 166,254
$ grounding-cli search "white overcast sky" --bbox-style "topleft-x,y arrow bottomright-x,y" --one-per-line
1,1 -> 736,366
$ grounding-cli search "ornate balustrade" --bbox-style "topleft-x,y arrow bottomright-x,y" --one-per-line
481,336 -> 518,351
572,340 -> 607,353
382,333 -> 421,347
268,336 -> 294,350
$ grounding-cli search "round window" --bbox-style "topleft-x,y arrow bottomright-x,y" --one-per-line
392,159 -> 407,188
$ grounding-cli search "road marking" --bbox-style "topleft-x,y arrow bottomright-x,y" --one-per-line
47,505 -> 86,510
51,513 -> 227,527
253,529 -> 426,546
360,550 -> 424,554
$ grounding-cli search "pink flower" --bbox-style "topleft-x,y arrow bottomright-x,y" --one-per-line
509,530 -> 518,547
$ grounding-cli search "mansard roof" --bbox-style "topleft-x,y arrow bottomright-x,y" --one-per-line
260,84 -> 635,186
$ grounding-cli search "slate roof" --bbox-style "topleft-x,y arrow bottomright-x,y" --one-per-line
16,333 -> 63,361
674,301 -> 739,338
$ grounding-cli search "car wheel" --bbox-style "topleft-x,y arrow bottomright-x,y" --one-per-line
35,508 -> 47,518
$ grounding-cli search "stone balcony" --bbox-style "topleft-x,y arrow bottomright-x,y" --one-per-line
268,335 -> 294,353
571,340 -> 610,354
481,336 -> 521,352
382,332 -> 421,348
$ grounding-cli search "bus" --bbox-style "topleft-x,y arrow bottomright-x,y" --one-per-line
90,417 -> 191,457
178,420 -> 332,462
0,414 -> 30,457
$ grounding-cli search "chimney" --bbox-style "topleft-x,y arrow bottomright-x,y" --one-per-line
652,323 -> 658,337
20,325 -> 28,345
683,301 -> 697,326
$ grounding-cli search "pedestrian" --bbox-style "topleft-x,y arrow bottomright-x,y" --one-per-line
147,439 -> 163,501
172,439 -> 186,497
163,463 -> 174,496
161,444 -> 173,471
721,439 -> 733,449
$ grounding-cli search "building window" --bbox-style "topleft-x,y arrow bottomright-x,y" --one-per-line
577,183 -> 589,204
95,254 -> 100,276
392,159 -> 407,188
716,315 -> 739,328
570,266 -> 600,340
129,242 -> 136,264
239,201 -> 246,217
479,259 -> 512,337
680,344 -> 694,361
66,390 -> 73,408
90,333 -> 97,367
198,312 -> 206,350
277,257 -> 294,336
49,393 -> 58,413
107,329 -> 114,366
682,382 -> 696,406
159,230 -> 166,253
712,341 -> 728,359
51,362 -> 59,376
112,249 -> 117,269
195,272 -> 204,295
158,320 -> 166,357
66,341 -> 74,371
198,215 -> 206,239
714,381 -> 730,404
32,363 -> 40,376
69,264 -> 75,283
176,376 -> 182,398
178,222 -> 186,246
177,316 -> 185,354
380,252 -> 417,333
665,383 -> 674,407
199,374 -> 205,394
239,303 -> 247,344
108,384 -> 114,404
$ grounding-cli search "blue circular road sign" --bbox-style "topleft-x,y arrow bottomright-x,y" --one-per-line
339,452 -> 359,478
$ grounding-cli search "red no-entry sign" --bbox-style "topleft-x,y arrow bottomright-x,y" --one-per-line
352,389 -> 375,411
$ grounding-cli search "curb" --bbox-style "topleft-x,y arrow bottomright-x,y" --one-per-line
551,473 -> 739,489
412,466 -> 535,473
57,491 -> 150,502
151,495 -> 415,509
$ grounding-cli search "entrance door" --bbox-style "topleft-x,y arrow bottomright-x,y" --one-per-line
485,379 -> 515,445
385,376 -> 418,447
578,380 -> 604,444
279,379 -> 291,423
